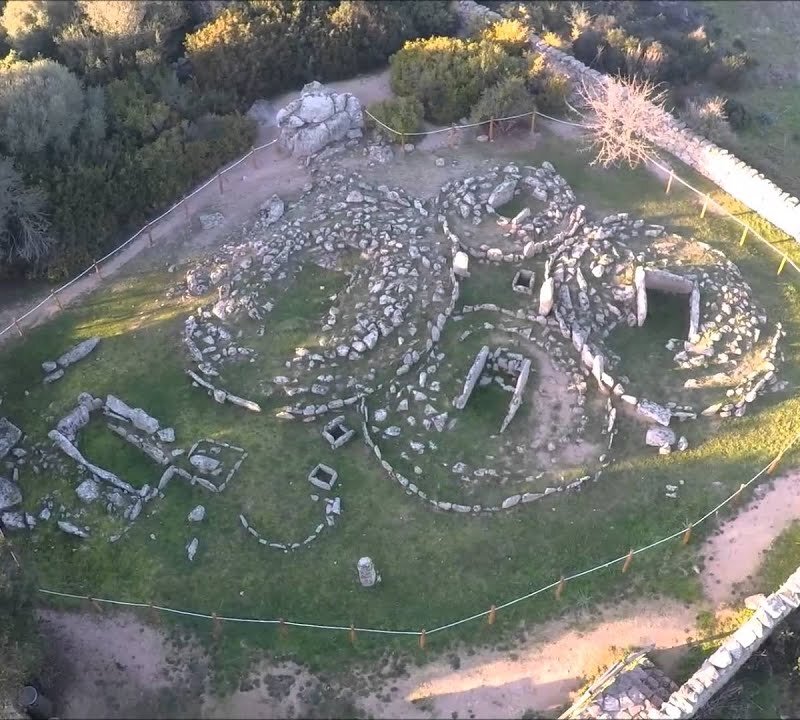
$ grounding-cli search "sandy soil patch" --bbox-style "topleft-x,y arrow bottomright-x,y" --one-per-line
700,471 -> 800,606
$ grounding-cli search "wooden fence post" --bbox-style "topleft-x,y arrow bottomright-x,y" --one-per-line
94,261 -> 103,279
487,605 -> 496,626
489,117 -> 495,143
530,111 -> 536,135
777,256 -> 787,276
349,624 -> 357,645
184,201 -> 189,220
212,612 -> 222,641
622,548 -> 634,574
419,629 -> 427,650
700,194 -> 710,219
13,319 -> 23,337
148,229 -> 154,247
252,147 -> 259,169
682,526 -> 692,545
555,576 -> 565,600
87,596 -> 103,613
218,174 -> 224,195
739,226 -> 748,246
665,171 -> 674,194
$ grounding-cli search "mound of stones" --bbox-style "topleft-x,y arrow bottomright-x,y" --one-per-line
277,81 -> 364,157
173,149 -> 783,518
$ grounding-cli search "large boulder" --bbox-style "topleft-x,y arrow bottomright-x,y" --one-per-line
0,476 -> 22,511
0,418 -> 22,459
488,178 -> 518,209
277,81 -> 364,157
105,395 -> 159,434
57,337 -> 100,369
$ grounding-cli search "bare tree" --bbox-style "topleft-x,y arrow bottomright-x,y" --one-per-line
577,75 -> 668,168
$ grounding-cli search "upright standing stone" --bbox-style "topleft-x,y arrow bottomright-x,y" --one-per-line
357,557 -> 379,587
539,277 -> 555,317
634,266 -> 647,327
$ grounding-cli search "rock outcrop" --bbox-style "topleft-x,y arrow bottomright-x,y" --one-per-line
277,81 -> 363,157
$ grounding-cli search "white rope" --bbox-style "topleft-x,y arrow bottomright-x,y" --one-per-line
37,433 -> 800,638
0,139 -> 279,338
364,108 -> 536,138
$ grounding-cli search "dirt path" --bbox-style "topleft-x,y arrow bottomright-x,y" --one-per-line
701,471 -> 800,606
0,69 -> 395,348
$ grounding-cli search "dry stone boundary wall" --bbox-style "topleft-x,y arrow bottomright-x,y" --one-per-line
453,0 -> 800,242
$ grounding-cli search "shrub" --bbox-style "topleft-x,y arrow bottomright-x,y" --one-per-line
480,18 -> 529,56
723,97 -> 752,132
367,96 -> 424,140
390,36 -> 519,124
0,55 -> 85,156
679,95 -> 734,144
470,75 -> 533,128
398,0 -> 457,38
526,53 -> 570,114
708,52 -> 751,91
0,156 -> 52,268
0,0 -> 76,58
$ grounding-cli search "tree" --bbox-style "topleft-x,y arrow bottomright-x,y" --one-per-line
390,36 -> 520,124
0,55 -> 85,156
0,155 -> 52,266
577,75 -> 668,168
367,95 -> 424,140
0,0 -> 76,58
470,75 -> 533,127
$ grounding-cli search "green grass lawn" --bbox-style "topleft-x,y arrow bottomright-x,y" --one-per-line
2,129 -> 799,690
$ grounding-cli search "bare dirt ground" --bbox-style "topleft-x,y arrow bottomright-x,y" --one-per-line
701,471 -> 800,606
38,468 -> 799,719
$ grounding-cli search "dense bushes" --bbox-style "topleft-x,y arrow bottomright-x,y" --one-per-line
484,1 -> 753,100
0,0 -> 457,280
367,96 -> 424,138
185,1 -> 457,112
389,25 -> 569,126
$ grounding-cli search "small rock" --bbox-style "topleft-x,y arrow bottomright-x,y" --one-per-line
75,478 -> 101,504
188,505 -> 206,522
157,427 -> 176,443
186,537 -> 198,561
190,454 -> 220,473
58,520 -> 90,538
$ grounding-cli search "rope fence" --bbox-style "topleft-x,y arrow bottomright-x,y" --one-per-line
4,105 -> 798,644
35,432 -> 800,643
5,104 -> 796,339
0,138 -> 278,339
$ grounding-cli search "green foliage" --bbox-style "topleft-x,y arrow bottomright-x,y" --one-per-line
526,53 -> 570,114
708,52 -> 752,91
470,75 -> 533,125
480,18 -> 529,56
184,0 -> 456,112
0,0 -> 76,59
390,36 -> 520,124
494,0 -> 752,93
41,112 -> 255,279
0,54 -> 85,156
367,96 -> 424,139
0,155 -> 52,267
